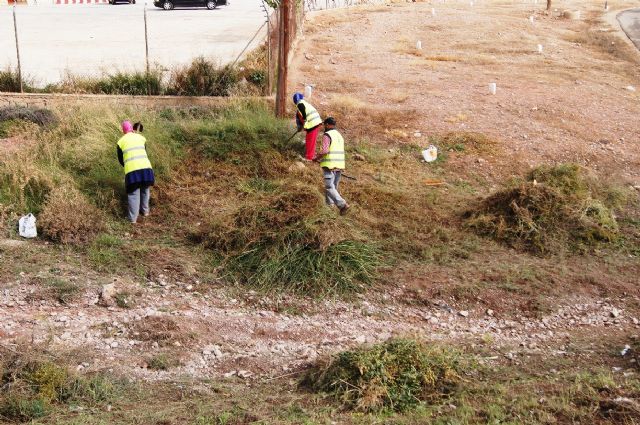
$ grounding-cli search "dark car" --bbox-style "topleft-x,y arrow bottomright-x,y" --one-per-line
108,0 -> 135,4
153,0 -> 226,9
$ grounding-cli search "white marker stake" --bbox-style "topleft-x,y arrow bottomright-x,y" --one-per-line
416,40 -> 422,50
304,85 -> 313,98
529,15 -> 534,23
431,7 -> 436,16
489,82 -> 497,95
537,44 -> 543,53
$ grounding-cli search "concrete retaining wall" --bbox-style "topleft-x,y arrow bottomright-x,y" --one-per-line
0,92 -> 272,109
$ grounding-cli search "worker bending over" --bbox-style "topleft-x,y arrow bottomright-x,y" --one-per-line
293,92 -> 323,161
315,117 -> 350,215
117,120 -> 155,224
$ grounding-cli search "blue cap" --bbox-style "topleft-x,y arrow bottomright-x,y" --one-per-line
293,92 -> 304,104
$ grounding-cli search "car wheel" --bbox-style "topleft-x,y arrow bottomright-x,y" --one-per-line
131,0 -> 136,3
162,0 -> 173,9
206,0 -> 217,9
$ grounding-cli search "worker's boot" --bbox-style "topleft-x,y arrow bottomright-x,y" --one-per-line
339,203 -> 350,216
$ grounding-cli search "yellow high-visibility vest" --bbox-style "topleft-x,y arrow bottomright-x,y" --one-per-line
117,133 -> 152,175
299,100 -> 322,130
320,129 -> 345,170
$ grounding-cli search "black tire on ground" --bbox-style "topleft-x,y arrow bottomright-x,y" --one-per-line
206,0 -> 217,9
162,0 -> 173,9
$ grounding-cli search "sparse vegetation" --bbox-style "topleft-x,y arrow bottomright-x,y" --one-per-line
46,277 -> 81,304
147,353 -> 179,371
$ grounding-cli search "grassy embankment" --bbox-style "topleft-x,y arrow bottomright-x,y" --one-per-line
1,100 -> 640,423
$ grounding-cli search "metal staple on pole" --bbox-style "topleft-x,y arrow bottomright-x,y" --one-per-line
12,5 -> 23,93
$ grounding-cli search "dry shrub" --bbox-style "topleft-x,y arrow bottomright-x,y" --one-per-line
304,338 -> 464,412
465,164 -> 622,254
130,316 -> 183,343
38,187 -> 105,245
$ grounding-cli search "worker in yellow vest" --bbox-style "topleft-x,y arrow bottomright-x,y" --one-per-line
293,92 -> 323,160
314,117 -> 350,215
116,120 -> 155,224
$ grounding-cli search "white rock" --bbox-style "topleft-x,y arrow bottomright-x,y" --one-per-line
611,309 -> 621,318
625,86 -> 636,92
237,370 -> 253,379
459,311 -> 469,318
486,309 -> 494,316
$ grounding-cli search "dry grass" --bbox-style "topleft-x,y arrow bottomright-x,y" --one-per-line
38,186 -> 105,245
129,316 -> 188,345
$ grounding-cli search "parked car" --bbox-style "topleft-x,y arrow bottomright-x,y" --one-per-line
108,0 -> 135,4
153,0 -> 226,9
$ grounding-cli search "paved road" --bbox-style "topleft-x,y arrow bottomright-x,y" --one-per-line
0,0 -> 267,86
618,8 -> 640,51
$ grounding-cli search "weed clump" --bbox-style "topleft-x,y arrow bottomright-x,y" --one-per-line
0,69 -> 31,93
466,164 -> 622,253
168,57 -> 240,96
38,187 -> 105,244
304,339 -> 463,412
0,106 -> 57,127
0,349 -> 120,422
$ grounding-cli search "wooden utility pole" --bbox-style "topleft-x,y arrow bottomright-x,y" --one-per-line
144,2 -> 151,95
275,0 -> 290,117
13,5 -> 23,93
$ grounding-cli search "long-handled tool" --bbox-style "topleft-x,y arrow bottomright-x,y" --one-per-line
284,129 -> 300,143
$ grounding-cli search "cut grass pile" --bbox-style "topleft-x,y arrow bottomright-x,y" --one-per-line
304,338 -> 464,413
199,186 -> 380,296
465,164 -> 627,254
0,106 -> 57,128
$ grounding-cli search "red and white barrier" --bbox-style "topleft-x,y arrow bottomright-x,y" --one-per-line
54,0 -> 108,4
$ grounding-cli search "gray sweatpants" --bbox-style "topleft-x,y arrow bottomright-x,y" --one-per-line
323,168 -> 347,208
127,185 -> 151,223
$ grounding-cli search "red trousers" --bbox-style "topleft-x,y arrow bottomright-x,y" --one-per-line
305,126 -> 320,160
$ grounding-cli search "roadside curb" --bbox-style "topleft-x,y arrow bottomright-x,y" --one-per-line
0,92 -> 273,108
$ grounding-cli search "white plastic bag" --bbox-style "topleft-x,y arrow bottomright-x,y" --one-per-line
18,214 -> 37,238
422,145 -> 438,162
